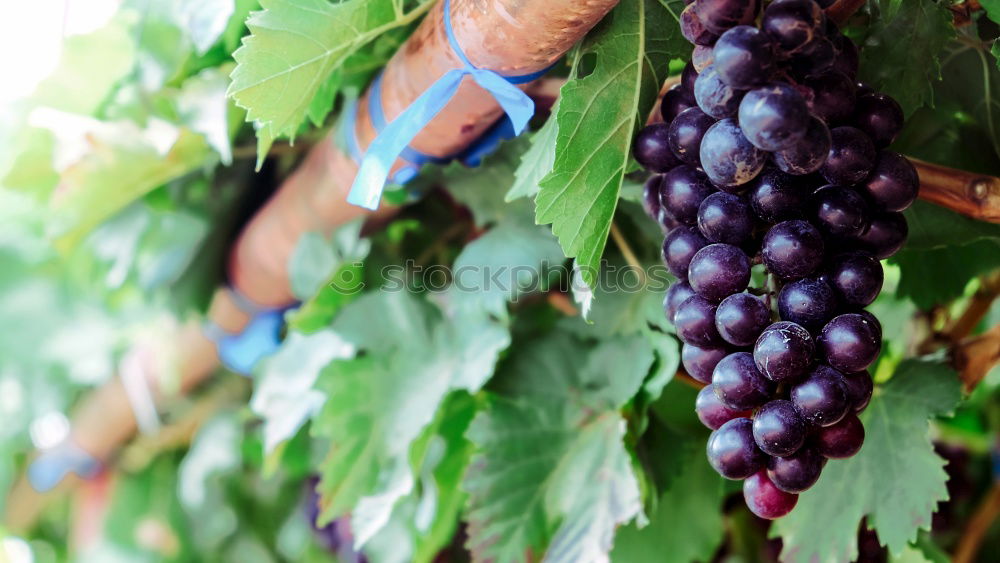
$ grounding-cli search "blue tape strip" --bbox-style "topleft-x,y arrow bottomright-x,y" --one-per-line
28,442 -> 101,492
346,0 -> 552,209
204,288 -> 292,376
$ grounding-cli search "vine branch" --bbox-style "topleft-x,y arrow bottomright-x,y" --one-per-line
954,479 -> 1000,563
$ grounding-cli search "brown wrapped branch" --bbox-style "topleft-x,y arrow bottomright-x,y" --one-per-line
954,324 -> 1000,391
912,158 -> 1000,224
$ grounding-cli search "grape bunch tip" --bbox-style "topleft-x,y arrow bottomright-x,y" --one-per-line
638,0 -> 916,521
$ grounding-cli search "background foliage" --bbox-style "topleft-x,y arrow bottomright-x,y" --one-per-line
1,0 -> 999,562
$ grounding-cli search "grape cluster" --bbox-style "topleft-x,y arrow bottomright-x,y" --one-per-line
638,0 -> 918,520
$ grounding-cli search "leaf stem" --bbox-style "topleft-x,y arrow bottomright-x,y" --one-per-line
610,222 -> 647,284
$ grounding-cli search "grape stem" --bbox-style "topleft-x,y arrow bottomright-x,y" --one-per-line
947,272 -> 1000,342
954,324 -> 1000,391
953,479 -> 1000,563
610,222 -> 647,284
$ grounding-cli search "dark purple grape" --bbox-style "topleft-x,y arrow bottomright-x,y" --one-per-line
773,116 -> 831,175
761,0 -> 824,54
668,107 -> 717,166
713,26 -> 773,90
803,71 -> 856,124
749,168 -> 808,222
754,321 -> 815,382
697,0 -> 761,35
697,192 -> 754,245
681,61 -> 700,99
811,185 -> 871,238
825,252 -> 883,306
853,93 -> 904,148
768,447 -> 824,493
662,226 -> 709,278
716,293 -> 772,346
762,220 -> 825,279
854,309 -> 883,342
657,208 -> 681,231
707,417 -> 766,479
814,0 -> 835,7
753,399 -> 807,457
700,118 -> 768,187
642,175 -> 663,219
675,294 -> 724,346
777,277 -> 837,333
694,64 -> 746,119
861,151 -> 919,212
790,365 -> 849,426
738,83 -> 810,151
661,84 -> 697,123
788,36 -> 835,76
842,370 -> 873,412
855,212 -> 907,259
688,243 -> 752,301
744,470 -> 798,519
664,281 -> 697,323
818,313 -> 881,372
831,34 -> 859,79
814,412 -> 865,458
855,82 -> 874,97
697,385 -> 749,429
713,352 -> 775,410
682,4 -> 720,46
683,342 -> 730,384
634,123 -> 683,173
692,45 -> 716,72
660,165 -> 716,224
820,126 -> 877,185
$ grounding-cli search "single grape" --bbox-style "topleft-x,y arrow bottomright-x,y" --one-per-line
700,118 -> 768,187
855,212 -> 907,259
697,0 -> 761,35
713,26 -> 773,90
761,0 -> 824,54
753,321 -> 815,382
787,36 -> 835,76
820,126 -> 877,185
694,64 -> 746,119
842,370 -> 874,412
697,192 -> 754,245
716,293 -> 772,346
657,207 -> 681,231
777,277 -> 837,333
749,168 -> 808,222
753,399 -> 807,457
688,243 -> 752,301
660,165 -> 717,224
642,175 -> 663,219
738,83 -> 810,151
790,365 -> 850,426
675,294 -> 724,346
813,412 -> 865,459
634,123 -> 683,173
661,84 -> 696,123
853,93 -> 904,148
811,185 -> 871,238
861,151 -> 919,212
692,45 -> 716,72
773,116 -> 831,175
818,313 -> 882,373
855,82 -> 874,97
707,417 -> 766,479
743,470 -> 799,519
681,4 -> 720,46
854,309 -> 883,343
831,34 -> 859,79
762,220 -> 825,279
668,107 -> 717,166
697,386 -> 749,429
681,61 -> 700,99
662,226 -> 710,278
825,251 -> 884,307
768,447 -> 824,493
683,342 -> 730,384
664,281 -> 697,323
803,71 -> 856,124
713,352 -> 775,410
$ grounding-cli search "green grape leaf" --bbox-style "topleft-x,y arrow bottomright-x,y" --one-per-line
982,0 -> 1000,24
773,360 -> 962,562
859,0 -> 955,117
535,0 -> 681,287
228,0 -> 432,145
904,200 -> 1000,250
177,67 -> 235,164
287,220 -> 371,301
313,291 -> 510,546
893,239 -> 1000,308
507,102 -> 560,202
464,334 -> 650,562
176,0 -> 236,54
611,432 -> 725,563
